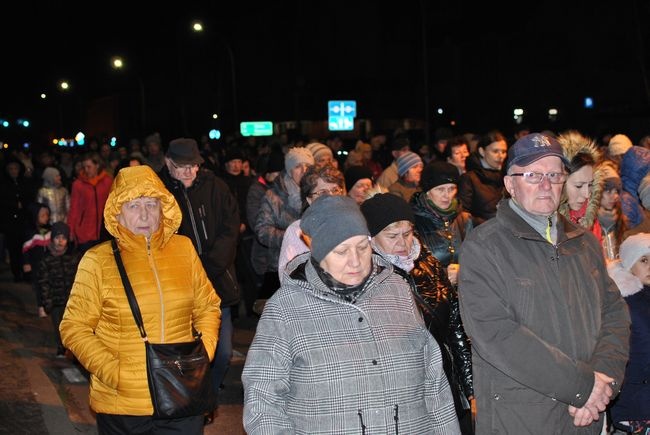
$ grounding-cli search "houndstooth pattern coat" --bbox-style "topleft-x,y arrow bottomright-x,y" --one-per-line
242,252 -> 460,434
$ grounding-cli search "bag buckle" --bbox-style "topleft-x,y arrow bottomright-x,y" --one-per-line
174,360 -> 184,376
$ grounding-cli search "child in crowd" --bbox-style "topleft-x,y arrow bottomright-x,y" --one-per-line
22,203 -> 51,317
37,222 -> 79,357
607,232 -> 650,433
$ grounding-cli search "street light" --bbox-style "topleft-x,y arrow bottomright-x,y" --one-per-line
190,20 -> 238,131
111,56 -> 147,136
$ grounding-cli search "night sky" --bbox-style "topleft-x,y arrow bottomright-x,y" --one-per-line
3,1 -> 650,145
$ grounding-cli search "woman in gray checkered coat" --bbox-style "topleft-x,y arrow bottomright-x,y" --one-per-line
242,195 -> 460,434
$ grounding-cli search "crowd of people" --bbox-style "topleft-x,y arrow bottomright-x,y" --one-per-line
1,126 -> 650,433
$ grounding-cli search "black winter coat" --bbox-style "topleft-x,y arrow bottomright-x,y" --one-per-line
393,243 -> 473,417
159,167 -> 241,307
37,249 -> 79,313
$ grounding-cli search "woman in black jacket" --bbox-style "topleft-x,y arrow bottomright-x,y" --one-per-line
361,192 -> 474,434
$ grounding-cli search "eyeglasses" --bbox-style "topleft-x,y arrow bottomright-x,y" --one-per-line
309,186 -> 344,198
509,172 -> 567,184
170,161 -> 199,171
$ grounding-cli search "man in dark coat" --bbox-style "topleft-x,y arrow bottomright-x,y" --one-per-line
458,133 -> 630,434
158,138 -> 240,404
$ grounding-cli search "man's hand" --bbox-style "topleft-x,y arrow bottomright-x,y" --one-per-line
567,371 -> 614,426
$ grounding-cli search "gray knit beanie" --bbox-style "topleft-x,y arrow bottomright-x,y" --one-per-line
285,147 -> 315,172
300,195 -> 369,262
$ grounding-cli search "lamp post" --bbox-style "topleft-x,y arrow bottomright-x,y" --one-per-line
191,20 -> 238,132
111,56 -> 147,137
57,80 -> 70,134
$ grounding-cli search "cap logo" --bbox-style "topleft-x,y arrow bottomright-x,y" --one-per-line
532,135 -> 552,148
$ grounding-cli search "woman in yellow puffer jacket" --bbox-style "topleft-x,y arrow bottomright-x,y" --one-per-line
60,165 -> 221,434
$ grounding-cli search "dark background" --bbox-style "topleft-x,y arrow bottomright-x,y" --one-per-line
2,1 -> 650,147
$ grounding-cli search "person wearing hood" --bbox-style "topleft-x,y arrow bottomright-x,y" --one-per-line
60,165 -> 221,434
36,222 -> 79,357
36,166 -> 70,224
22,202 -> 51,317
607,233 -> 650,433
243,195 -> 460,434
557,130 -> 604,245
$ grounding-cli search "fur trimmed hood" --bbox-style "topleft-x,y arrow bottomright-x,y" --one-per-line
607,259 -> 643,297
557,130 -> 603,229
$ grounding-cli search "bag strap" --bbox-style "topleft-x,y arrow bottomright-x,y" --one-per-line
111,239 -> 148,341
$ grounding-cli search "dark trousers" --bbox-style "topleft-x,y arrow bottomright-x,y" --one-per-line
96,413 -> 203,435
50,305 -> 65,349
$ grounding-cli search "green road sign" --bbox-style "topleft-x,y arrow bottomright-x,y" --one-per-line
240,121 -> 273,137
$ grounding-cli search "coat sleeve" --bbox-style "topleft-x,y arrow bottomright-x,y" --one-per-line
242,300 -> 294,434
66,181 -> 81,242
190,244 -> 222,361
458,236 -> 596,407
59,253 -> 120,389
255,192 -> 286,249
206,178 -> 240,276
423,335 -> 462,434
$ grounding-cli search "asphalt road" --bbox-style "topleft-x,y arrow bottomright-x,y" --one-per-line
0,263 -> 256,434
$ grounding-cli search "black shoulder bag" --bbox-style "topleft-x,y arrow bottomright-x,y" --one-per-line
112,239 -> 215,418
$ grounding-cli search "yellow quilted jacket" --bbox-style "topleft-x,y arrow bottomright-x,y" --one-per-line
60,166 -> 221,416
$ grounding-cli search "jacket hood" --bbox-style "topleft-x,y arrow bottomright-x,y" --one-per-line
103,166 -> 182,246
557,130 -> 603,229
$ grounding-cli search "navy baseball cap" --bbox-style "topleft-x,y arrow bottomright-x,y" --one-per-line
506,133 -> 568,170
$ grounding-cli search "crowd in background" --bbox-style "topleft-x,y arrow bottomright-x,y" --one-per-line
2,124 -> 650,433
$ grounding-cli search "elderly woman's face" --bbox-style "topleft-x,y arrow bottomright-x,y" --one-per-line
320,235 -> 372,286
427,183 -> 458,209
117,196 -> 161,237
373,220 -> 414,256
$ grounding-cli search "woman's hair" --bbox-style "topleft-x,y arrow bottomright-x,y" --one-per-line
299,165 -> 345,211
566,152 -> 595,174
477,130 -> 507,151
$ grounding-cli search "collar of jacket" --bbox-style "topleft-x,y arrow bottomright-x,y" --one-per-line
496,198 -> 585,245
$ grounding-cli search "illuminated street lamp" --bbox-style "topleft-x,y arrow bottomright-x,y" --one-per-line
190,20 -> 238,129
111,56 -> 147,136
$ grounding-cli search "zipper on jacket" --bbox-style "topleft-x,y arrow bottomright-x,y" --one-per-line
181,189 -> 203,255
357,410 -> 366,435
393,404 -> 399,434
147,236 -> 165,341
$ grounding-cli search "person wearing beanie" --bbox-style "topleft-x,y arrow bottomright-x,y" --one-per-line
305,142 -> 334,168
254,146 -> 314,300
411,161 -> 473,283
344,165 -> 374,204
36,220 -> 79,357
607,233 -> 650,433
361,192 -> 474,433
36,166 -> 70,224
387,151 -> 423,202
376,135 -> 412,189
458,130 -> 507,226
607,133 -> 650,229
608,134 -> 634,158
243,194 -> 460,434
459,132 -> 630,434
